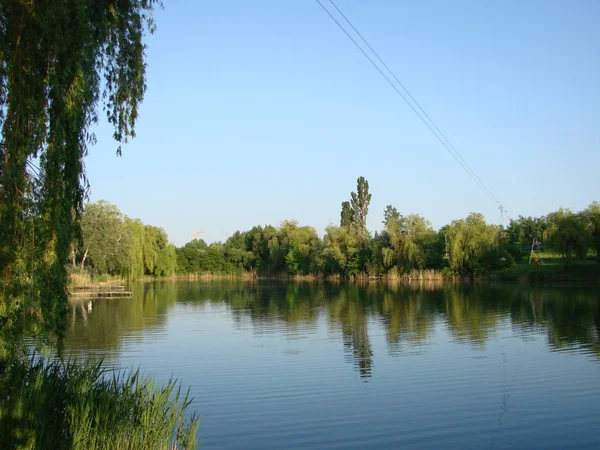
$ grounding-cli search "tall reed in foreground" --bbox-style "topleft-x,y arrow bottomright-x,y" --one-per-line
0,355 -> 199,450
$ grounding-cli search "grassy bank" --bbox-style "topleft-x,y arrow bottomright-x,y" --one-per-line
493,258 -> 599,284
0,355 -> 199,450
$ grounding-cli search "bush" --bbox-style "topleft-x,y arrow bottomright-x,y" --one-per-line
0,355 -> 199,450
503,243 -> 525,264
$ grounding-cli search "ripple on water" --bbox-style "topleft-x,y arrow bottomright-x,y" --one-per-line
63,282 -> 600,450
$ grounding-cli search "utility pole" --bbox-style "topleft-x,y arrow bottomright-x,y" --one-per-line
528,238 -> 544,265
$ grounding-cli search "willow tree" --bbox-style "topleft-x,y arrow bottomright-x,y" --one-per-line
400,214 -> 438,270
445,213 -> 499,278
0,0 -> 159,350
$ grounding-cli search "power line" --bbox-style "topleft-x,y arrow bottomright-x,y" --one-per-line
327,0 -> 503,213
315,0 -> 509,218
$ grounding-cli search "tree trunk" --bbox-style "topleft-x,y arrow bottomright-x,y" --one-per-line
80,249 -> 88,270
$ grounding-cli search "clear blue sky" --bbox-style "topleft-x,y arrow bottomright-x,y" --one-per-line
86,0 -> 600,246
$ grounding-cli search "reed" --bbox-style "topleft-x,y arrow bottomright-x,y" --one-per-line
69,271 -> 125,287
0,354 -> 199,450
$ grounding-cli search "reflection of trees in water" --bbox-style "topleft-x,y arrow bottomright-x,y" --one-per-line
443,286 -> 507,347
63,281 -> 177,357
64,280 -> 600,374
326,285 -> 373,379
378,288 -> 436,351
509,288 -> 600,357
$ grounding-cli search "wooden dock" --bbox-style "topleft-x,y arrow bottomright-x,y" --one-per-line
69,284 -> 132,299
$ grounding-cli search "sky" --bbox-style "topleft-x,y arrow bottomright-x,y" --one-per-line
85,0 -> 600,246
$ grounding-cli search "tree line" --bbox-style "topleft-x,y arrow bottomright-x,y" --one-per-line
79,177 -> 600,280
75,201 -> 177,278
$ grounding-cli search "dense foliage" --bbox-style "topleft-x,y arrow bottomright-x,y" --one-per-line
81,179 -> 599,281
0,0 -> 159,350
77,200 -> 176,278
0,355 -> 199,450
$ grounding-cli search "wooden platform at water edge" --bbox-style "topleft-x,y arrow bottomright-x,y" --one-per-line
69,284 -> 132,300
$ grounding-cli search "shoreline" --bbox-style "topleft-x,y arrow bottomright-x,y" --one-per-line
70,265 -> 599,289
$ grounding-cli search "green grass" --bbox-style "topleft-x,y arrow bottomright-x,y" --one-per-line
0,355 -> 199,450
525,251 -> 597,265
495,258 -> 599,283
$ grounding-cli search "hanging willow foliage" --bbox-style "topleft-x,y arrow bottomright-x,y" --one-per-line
0,0 -> 160,353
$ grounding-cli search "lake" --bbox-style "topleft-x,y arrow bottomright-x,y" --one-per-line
65,280 -> 600,449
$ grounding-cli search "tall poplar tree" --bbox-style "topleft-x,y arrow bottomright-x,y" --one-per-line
350,176 -> 371,234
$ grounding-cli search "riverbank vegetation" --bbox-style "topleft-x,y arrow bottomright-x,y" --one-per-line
0,355 -> 199,450
0,0 -> 597,444
75,178 -> 599,283
0,2 -> 199,448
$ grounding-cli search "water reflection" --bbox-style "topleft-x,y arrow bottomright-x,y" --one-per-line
65,282 -> 177,358
65,281 -> 600,376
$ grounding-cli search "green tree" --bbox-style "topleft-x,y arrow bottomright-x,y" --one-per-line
368,231 -> 389,276
175,239 -> 208,274
321,225 -> 360,277
224,231 -> 255,272
285,246 -> 300,276
0,0 -> 159,348
445,213 -> 500,278
401,214 -> 439,270
381,205 -> 404,270
506,216 -> 547,248
154,241 -> 176,277
245,225 -> 277,273
340,201 -> 354,228
143,225 -> 176,277
583,201 -> 600,263
276,221 -> 320,276
380,207 -> 443,272
545,209 -> 589,264
383,205 -> 401,227
80,201 -> 127,273
123,218 -> 146,279
350,176 -> 371,234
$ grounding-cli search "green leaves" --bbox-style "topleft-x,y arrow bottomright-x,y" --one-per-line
445,213 -> 500,278
545,208 -> 589,264
340,201 -> 353,228
78,201 -> 176,278
0,0 -> 159,349
350,176 -> 371,234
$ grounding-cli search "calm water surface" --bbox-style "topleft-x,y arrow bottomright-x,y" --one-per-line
65,281 -> 600,449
